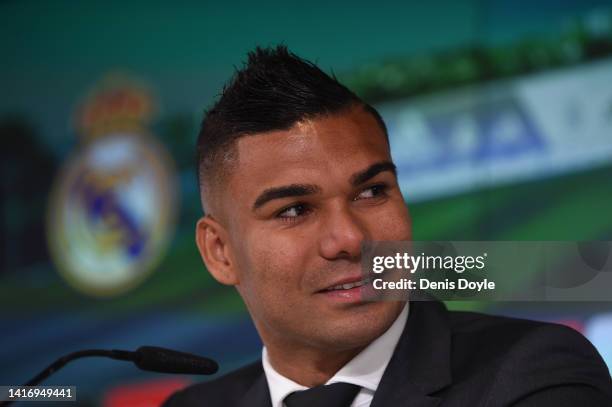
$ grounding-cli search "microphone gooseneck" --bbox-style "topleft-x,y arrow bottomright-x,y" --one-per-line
0,347 -> 218,407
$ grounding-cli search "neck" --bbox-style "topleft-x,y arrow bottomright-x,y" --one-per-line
265,342 -> 366,387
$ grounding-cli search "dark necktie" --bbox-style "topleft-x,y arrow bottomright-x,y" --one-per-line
283,382 -> 361,407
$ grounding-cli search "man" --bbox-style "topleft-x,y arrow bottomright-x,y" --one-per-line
163,46 -> 612,406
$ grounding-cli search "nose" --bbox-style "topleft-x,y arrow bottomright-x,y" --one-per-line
318,202 -> 367,261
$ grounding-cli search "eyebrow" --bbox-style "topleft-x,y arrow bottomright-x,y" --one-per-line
350,161 -> 397,186
251,161 -> 397,211
253,184 -> 321,210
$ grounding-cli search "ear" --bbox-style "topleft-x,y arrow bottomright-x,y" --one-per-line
195,215 -> 239,286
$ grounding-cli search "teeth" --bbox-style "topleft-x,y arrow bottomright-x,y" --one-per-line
326,278 -> 370,291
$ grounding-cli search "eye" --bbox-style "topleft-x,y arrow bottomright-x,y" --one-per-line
354,184 -> 388,200
276,203 -> 311,222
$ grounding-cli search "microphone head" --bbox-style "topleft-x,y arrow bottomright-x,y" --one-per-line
134,346 -> 219,375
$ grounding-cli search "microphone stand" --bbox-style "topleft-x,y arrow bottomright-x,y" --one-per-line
23,349 -> 134,387
0,347 -> 218,407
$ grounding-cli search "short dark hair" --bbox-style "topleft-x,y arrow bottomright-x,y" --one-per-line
197,45 -> 387,213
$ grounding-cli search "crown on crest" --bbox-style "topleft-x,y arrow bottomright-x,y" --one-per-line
75,74 -> 156,141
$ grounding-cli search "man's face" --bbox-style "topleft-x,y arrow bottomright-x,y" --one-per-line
209,105 -> 411,351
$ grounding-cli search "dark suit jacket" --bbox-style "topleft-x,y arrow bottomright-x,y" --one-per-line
162,301 -> 612,406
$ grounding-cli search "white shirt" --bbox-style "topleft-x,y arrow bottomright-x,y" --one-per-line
262,303 -> 409,407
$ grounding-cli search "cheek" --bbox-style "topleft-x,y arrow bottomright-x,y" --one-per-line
236,231 -> 311,309
371,201 -> 412,240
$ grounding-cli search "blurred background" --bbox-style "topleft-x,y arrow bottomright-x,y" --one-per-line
1,0 -> 612,405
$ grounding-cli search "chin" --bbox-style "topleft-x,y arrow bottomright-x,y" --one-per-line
311,301 -> 404,350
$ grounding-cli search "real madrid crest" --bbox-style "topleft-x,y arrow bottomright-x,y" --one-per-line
47,75 -> 177,297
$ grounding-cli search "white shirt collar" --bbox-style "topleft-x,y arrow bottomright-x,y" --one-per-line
262,303 -> 409,407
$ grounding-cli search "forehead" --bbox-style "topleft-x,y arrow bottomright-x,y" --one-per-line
231,107 -> 390,188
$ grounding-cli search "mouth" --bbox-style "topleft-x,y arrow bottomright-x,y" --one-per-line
316,276 -> 373,303
323,277 -> 372,292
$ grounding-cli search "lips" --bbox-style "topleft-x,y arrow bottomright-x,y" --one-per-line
318,275 -> 371,293
315,275 -> 373,304
324,277 -> 372,291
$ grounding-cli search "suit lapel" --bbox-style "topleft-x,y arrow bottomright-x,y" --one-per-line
239,363 -> 272,407
371,301 -> 452,407
237,301 -> 451,407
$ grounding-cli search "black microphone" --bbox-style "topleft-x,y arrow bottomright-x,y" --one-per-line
0,346 -> 218,406
132,346 -> 218,375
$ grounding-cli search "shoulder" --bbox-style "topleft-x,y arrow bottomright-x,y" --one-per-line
447,309 -> 603,361
161,360 -> 263,407
445,309 -> 612,404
